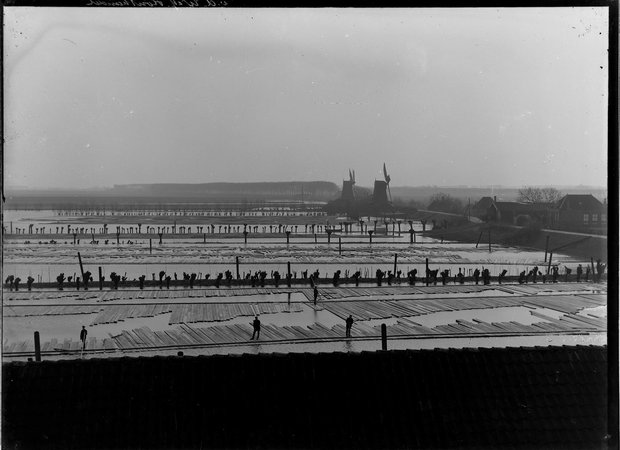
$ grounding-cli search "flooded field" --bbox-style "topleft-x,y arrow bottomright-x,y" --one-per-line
2,208 -> 607,360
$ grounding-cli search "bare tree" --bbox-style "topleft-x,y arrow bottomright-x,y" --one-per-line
540,187 -> 563,204
518,186 -> 563,204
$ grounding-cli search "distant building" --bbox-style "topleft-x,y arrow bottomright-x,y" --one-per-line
549,194 -> 607,232
373,180 -> 389,204
341,180 -> 355,202
471,196 -> 495,221
487,199 -> 552,226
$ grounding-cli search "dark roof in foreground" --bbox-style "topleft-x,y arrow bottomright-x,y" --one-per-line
3,345 -> 609,449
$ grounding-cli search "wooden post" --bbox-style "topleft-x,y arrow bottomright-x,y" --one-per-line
590,257 -> 596,280
544,235 -> 550,262
488,229 -> 491,252
368,230 -> 373,244
393,253 -> 398,276
425,258 -> 429,286
34,331 -> 41,362
287,261 -> 291,283
244,231 -> 248,244
204,233 -> 206,244
116,232 -> 120,245
159,233 -> 163,244
98,266 -> 103,290
381,324 -> 387,351
409,229 -> 414,244
286,231 -> 291,245
476,231 -> 483,248
339,237 -> 342,255
314,234 -> 317,244
149,238 -> 152,254
77,252 -> 85,282
236,257 -> 240,280
10,222 -> 12,234
547,252 -> 553,275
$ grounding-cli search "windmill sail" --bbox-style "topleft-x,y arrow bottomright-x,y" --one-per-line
383,163 -> 391,185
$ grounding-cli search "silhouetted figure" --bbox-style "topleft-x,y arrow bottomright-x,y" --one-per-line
83,271 -> 92,290
273,271 -> 281,288
498,269 -> 507,284
75,276 -> 81,290
80,326 -> 87,351
250,316 -> 261,340
482,269 -> 490,285
13,277 -> 21,291
576,264 -> 583,282
139,275 -> 146,290
166,275 -> 172,289
190,273 -> 197,288
215,273 -> 223,288
5,275 -> 15,291
473,268 -> 480,285
314,286 -> 319,305
564,267 -> 572,282
387,271 -> 394,286
440,270 -> 449,285
345,315 -> 354,338
552,266 -> 559,283
427,269 -> 439,285
531,266 -> 539,284
27,276 -> 34,291
332,270 -> 341,287
456,269 -> 465,284
376,269 -> 384,286
407,269 -> 417,285
518,271 -> 526,284
352,271 -> 361,287
110,272 -> 121,290
596,260 -> 606,282
585,266 -> 591,282
159,271 -> 166,289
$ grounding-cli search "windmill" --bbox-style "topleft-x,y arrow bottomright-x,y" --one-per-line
383,163 -> 392,202
341,168 -> 356,202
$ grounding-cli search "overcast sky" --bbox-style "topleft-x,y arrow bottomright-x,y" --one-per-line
3,7 -> 609,189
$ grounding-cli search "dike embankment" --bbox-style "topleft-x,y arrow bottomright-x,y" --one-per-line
424,222 -> 607,261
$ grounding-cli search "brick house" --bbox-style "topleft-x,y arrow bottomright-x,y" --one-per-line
549,194 -> 607,233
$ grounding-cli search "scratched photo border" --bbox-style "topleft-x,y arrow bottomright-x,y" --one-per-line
1,1 -> 617,449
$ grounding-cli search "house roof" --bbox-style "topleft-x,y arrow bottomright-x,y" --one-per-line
557,194 -> 604,211
3,345 -> 608,450
473,196 -> 494,210
489,201 -> 551,213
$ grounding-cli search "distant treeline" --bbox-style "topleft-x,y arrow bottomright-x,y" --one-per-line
4,183 -> 606,210
389,185 -> 607,206
4,182 -> 340,209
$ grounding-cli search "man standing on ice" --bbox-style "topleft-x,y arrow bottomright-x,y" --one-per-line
80,326 -> 88,351
345,315 -> 354,338
250,316 -> 261,340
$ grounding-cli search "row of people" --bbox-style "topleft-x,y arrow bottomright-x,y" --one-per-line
4,261 -> 607,292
